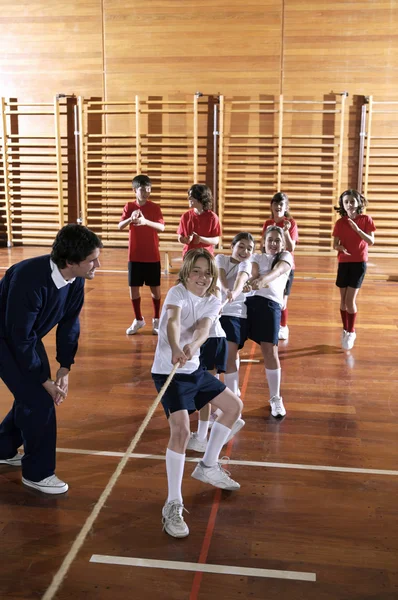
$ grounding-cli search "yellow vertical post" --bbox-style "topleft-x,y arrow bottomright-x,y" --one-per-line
277,94 -> 283,191
218,95 -> 224,248
363,95 -> 373,198
78,96 -> 86,225
54,95 -> 64,227
135,95 -> 141,173
0,98 -> 12,246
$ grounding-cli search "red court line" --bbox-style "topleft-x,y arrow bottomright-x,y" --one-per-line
189,342 -> 257,600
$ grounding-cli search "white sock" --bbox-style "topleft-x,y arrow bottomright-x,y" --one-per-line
197,419 -> 209,441
224,371 -> 239,395
202,422 -> 230,467
166,448 -> 185,504
265,368 -> 281,398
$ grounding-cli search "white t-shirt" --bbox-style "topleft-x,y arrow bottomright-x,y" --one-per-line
215,254 -> 252,319
249,252 -> 293,307
208,315 -> 226,339
151,283 -> 221,374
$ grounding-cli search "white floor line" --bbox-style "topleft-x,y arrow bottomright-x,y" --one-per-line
56,447 -> 398,476
240,359 -> 260,363
90,554 -> 316,582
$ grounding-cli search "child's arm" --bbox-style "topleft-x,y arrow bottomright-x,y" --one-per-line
251,260 -> 290,290
217,267 -> 229,295
183,317 -> 212,360
192,232 -> 220,246
178,233 -> 194,244
118,215 -> 134,231
134,213 -> 165,232
282,221 -> 296,252
166,306 -> 188,366
347,219 -> 375,245
229,270 -> 251,302
333,236 -> 351,255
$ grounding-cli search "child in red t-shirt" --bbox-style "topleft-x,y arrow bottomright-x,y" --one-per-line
177,184 -> 221,256
333,189 -> 376,350
261,192 -> 299,340
118,174 -> 165,336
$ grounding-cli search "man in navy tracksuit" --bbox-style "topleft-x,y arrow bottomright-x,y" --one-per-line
0,224 -> 102,494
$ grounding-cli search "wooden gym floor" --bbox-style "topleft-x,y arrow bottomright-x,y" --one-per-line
0,247 -> 397,600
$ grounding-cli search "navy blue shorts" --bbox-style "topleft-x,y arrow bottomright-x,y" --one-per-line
152,366 -> 226,417
219,316 -> 248,349
199,337 -> 228,373
336,262 -> 367,289
128,261 -> 161,287
246,295 -> 281,345
284,269 -> 295,296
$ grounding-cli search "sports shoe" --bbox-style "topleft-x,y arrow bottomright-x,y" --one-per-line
162,500 -> 189,538
186,432 -> 207,453
126,318 -> 146,335
152,318 -> 159,335
22,474 -> 68,495
224,418 -> 245,444
278,325 -> 289,340
0,453 -> 23,466
342,331 -> 356,350
269,395 -> 286,418
341,329 -> 347,346
191,461 -> 240,490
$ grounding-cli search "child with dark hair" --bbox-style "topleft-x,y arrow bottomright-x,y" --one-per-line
177,184 -> 221,256
261,192 -> 298,340
333,189 -> 376,350
151,248 -> 242,538
118,174 -> 165,336
246,225 -> 293,418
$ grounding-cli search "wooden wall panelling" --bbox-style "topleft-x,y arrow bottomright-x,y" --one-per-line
218,95 -> 280,249
82,98 -> 139,245
362,96 -> 398,255
2,97 -> 68,245
280,93 -> 347,252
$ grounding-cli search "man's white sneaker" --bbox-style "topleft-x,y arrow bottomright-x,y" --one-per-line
0,453 -> 23,466
269,395 -> 286,418
162,500 -> 189,538
224,418 -> 245,444
191,461 -> 240,490
152,318 -> 159,335
342,331 -> 356,350
22,474 -> 68,495
278,325 -> 289,340
186,432 -> 207,453
126,319 -> 146,335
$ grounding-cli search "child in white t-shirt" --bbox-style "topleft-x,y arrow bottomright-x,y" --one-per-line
246,226 -> 293,418
151,248 -> 242,539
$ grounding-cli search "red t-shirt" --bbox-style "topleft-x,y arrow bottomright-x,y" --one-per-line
333,215 -> 376,263
262,217 -> 299,269
121,200 -> 164,262
177,209 -> 221,256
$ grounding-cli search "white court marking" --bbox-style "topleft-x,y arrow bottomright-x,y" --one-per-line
90,555 -> 316,582
240,359 -> 260,363
56,448 -> 398,477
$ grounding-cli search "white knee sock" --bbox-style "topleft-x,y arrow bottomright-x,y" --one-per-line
265,368 -> 281,398
202,422 -> 230,467
166,448 -> 185,504
224,371 -> 239,395
197,419 -> 209,441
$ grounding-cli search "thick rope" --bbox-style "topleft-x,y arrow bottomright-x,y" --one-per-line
42,362 -> 180,600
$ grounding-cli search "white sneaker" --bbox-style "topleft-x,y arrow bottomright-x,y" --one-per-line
278,325 -> 289,340
22,474 -> 68,495
126,318 -> 146,335
162,500 -> 189,538
186,432 -> 207,453
343,331 -> 356,350
341,329 -> 347,346
270,395 -> 286,418
152,318 -> 159,335
0,452 -> 23,466
224,418 -> 245,444
191,461 -> 240,490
